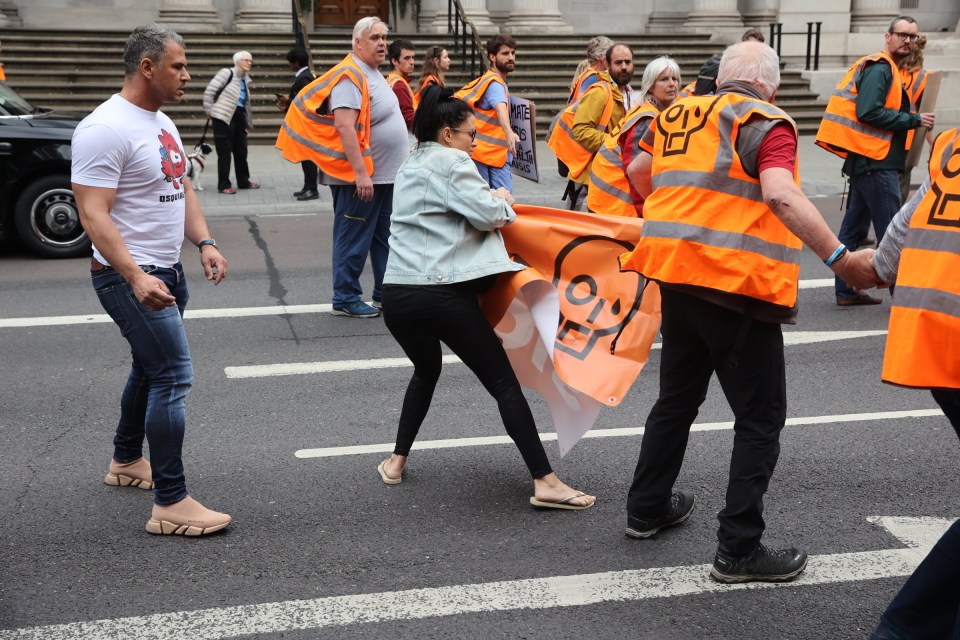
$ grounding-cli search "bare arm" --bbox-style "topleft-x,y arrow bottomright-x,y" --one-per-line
333,107 -> 373,201
183,180 -> 227,285
626,150 -> 653,199
73,183 -> 176,310
760,167 -> 879,289
494,101 -> 520,156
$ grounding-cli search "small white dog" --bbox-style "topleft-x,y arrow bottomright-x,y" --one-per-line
185,142 -> 213,191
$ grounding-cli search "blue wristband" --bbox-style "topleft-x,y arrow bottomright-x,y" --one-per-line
825,244 -> 847,267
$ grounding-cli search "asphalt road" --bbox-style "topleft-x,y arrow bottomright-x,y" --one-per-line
1,197 -> 956,639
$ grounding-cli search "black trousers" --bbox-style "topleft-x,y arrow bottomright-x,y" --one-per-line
874,389 -> 960,639
381,281 -> 553,479
627,288 -> 787,556
300,161 -> 317,191
212,109 -> 250,191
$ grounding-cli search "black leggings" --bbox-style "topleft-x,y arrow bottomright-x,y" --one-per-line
381,282 -> 553,479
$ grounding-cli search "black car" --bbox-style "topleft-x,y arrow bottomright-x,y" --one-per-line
0,82 -> 88,258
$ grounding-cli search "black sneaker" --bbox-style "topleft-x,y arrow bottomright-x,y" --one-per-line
710,543 -> 808,583
625,490 -> 695,539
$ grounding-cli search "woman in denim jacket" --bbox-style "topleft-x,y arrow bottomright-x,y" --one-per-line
376,86 -> 595,511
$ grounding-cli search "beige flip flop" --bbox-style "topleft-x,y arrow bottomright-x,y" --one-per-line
377,460 -> 402,485
529,491 -> 595,511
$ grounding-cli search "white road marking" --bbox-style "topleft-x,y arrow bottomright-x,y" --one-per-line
1,517 -> 950,640
293,408 -> 943,459
225,330 -> 888,380
798,278 -> 834,289
0,278 -> 840,329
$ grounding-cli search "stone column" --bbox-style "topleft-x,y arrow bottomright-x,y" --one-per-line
683,0 -> 744,32
645,0 -> 692,33
233,0 -> 291,32
157,0 -> 222,32
0,0 -> 23,28
502,0 -> 573,34
741,0 -> 778,28
425,0 -> 499,35
850,0 -> 899,33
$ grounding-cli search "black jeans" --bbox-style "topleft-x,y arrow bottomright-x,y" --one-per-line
212,108 -> 250,191
627,288 -> 787,556
873,389 -> 960,640
382,281 -> 553,479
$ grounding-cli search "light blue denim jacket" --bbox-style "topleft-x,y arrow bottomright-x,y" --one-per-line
384,142 -> 525,285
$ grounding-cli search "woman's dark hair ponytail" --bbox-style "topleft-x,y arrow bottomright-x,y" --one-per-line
413,85 -> 473,147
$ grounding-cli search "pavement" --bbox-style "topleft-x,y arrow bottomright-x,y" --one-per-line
194,135 -> 847,218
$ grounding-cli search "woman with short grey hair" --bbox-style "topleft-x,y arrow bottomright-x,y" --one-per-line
203,50 -> 259,194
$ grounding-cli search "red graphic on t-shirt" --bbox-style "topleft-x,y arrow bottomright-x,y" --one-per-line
158,129 -> 186,189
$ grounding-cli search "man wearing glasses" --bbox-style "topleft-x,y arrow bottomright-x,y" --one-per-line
816,15 -> 935,306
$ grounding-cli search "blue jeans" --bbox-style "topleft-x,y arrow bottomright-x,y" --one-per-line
330,183 -> 392,307
835,170 -> 901,301
92,263 -> 193,506
474,156 -> 513,191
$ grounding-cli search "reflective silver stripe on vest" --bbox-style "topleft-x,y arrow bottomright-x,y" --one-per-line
598,143 -> 623,164
832,87 -> 858,101
281,122 -> 372,161
590,171 -> 632,203
942,139 -> 958,173
642,219 -> 802,264
904,227 -> 960,255
557,118 -> 598,153
474,110 -> 500,127
652,169 -> 764,202
893,285 -> 960,320
297,65 -> 364,106
820,112 -> 894,142
475,130 -> 509,148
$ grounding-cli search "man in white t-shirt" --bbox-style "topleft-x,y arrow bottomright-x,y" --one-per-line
323,17 -> 409,318
71,25 -> 231,537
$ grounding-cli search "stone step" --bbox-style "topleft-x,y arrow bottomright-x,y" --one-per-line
0,28 -> 826,141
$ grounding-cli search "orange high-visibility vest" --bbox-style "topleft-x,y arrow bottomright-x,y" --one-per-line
629,93 -> 803,307
454,70 -> 510,168
929,128 -> 960,183
882,142 -> 960,389
901,67 -> 929,151
586,101 -> 660,217
547,80 -> 616,180
415,74 -> 442,105
678,81 -> 696,99
568,68 -> 600,104
816,52 -> 903,160
387,72 -> 418,108
275,54 -> 373,183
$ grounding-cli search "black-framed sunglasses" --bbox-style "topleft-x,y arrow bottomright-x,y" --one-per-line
451,128 -> 477,141
890,31 -> 920,42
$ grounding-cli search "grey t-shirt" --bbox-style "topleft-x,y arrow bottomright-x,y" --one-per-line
322,54 -> 408,185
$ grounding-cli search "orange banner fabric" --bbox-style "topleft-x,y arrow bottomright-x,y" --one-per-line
483,205 -> 662,408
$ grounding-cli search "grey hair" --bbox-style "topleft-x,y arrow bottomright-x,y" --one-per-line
123,25 -> 184,76
717,41 -> 780,99
233,50 -> 252,65
639,56 -> 681,103
586,36 -> 614,63
353,16 -> 387,41
888,15 -> 917,32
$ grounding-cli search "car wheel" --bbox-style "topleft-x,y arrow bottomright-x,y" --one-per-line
13,174 -> 90,258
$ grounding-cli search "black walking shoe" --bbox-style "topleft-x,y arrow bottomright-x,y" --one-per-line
625,490 -> 695,539
710,543 -> 808,583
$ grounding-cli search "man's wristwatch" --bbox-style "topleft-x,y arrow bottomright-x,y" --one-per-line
197,239 -> 217,251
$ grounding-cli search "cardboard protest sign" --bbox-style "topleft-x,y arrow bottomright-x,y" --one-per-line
509,96 -> 539,182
